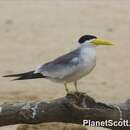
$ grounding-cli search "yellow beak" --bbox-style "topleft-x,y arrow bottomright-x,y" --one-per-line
91,38 -> 113,46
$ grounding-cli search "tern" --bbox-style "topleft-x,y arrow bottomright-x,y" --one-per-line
3,35 -> 113,92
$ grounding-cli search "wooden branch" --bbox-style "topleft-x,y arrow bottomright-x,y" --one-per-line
0,92 -> 130,130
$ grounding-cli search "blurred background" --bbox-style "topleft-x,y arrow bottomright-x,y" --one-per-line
0,0 -> 130,130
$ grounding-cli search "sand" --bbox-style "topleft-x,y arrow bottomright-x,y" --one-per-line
0,0 -> 130,130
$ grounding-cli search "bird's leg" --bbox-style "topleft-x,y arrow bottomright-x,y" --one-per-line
74,80 -> 78,92
64,83 -> 69,93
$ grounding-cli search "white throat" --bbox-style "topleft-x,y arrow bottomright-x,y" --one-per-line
80,42 -> 96,63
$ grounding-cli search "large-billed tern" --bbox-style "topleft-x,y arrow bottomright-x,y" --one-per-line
3,35 -> 113,92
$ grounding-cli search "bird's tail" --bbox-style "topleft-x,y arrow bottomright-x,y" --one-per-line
3,71 -> 44,80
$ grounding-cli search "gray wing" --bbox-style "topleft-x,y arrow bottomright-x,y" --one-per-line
35,48 -> 80,79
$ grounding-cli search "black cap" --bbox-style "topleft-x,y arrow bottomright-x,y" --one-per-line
78,35 -> 97,44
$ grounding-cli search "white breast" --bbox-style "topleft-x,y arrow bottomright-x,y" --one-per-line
73,44 -> 96,80
80,44 -> 96,68
61,44 -> 96,82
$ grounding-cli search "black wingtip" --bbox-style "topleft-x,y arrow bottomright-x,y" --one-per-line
2,72 -> 30,77
3,75 -> 13,77
3,70 -> 44,80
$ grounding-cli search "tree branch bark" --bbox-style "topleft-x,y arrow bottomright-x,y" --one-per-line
0,92 -> 130,130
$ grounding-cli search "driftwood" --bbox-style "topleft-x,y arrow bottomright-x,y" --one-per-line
0,92 -> 130,130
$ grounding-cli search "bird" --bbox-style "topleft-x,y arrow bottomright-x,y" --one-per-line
3,35 -> 113,93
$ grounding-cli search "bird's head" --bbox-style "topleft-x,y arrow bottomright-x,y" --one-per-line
78,35 -> 113,46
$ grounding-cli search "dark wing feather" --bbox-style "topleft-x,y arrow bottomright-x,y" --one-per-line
3,71 -> 44,80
